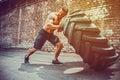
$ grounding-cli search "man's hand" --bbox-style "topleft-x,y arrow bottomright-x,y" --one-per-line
57,26 -> 63,32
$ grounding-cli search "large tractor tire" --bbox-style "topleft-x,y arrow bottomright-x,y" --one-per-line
62,10 -> 119,71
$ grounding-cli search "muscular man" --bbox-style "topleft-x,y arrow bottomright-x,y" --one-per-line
24,8 -> 68,64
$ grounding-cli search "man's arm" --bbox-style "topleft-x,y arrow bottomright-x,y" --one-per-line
46,19 -> 61,29
47,23 -> 61,29
47,22 -> 63,32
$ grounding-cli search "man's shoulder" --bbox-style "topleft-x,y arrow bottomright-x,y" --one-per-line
48,12 -> 57,16
49,12 -> 57,15
47,12 -> 57,19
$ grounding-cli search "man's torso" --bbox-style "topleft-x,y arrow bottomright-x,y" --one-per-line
43,12 -> 61,33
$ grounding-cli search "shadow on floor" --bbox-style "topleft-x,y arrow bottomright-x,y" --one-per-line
18,61 -> 120,80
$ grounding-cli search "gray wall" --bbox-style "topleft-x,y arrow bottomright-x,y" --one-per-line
0,0 -> 120,53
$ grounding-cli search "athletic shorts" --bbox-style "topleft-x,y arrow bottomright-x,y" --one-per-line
33,29 -> 60,49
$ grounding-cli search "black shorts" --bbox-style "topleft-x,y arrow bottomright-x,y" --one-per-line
34,29 -> 60,49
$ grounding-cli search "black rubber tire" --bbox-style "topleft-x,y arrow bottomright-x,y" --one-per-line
62,10 -> 119,71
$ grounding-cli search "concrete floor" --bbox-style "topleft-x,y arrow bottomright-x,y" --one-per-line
0,48 -> 120,80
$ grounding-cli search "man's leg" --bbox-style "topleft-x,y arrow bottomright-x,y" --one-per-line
52,42 -> 63,64
47,34 -> 63,64
24,47 -> 37,63
24,29 -> 47,63
26,47 -> 37,58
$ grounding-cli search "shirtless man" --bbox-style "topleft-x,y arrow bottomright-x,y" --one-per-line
24,8 -> 68,64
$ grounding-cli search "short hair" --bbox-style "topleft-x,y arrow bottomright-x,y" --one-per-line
62,7 -> 68,13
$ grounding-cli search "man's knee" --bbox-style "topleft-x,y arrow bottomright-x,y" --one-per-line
28,48 -> 37,53
56,42 -> 63,48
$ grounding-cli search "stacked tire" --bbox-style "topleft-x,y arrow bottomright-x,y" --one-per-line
62,10 -> 119,71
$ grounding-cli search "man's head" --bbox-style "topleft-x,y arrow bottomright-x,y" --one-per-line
57,7 -> 68,19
